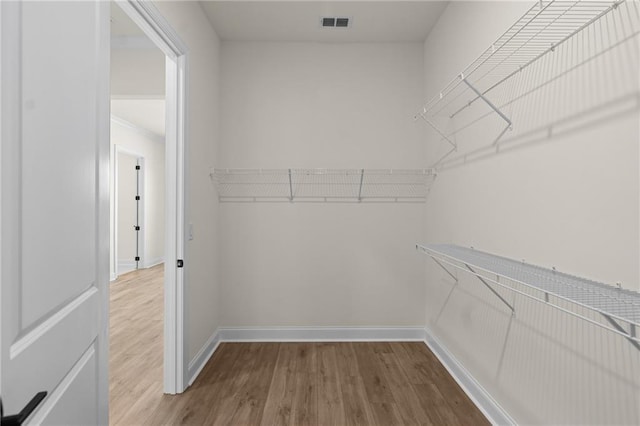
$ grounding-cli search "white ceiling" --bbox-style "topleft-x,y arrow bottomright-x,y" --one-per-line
111,99 -> 166,139
201,1 -> 449,42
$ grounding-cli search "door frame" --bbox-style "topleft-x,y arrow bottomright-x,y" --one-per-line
112,145 -> 145,279
114,0 -> 189,394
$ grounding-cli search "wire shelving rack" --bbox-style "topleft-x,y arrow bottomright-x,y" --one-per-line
210,168 -> 436,203
417,244 -> 640,348
417,0 -> 637,167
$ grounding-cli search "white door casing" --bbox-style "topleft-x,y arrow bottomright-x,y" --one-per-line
1,1 -> 110,425
113,0 -> 188,394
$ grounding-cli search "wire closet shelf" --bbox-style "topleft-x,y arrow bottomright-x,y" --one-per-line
417,244 -> 640,348
417,0 -> 631,165
210,168 -> 436,203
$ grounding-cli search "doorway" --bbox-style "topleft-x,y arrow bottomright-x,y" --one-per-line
114,150 -> 144,275
109,0 -> 188,397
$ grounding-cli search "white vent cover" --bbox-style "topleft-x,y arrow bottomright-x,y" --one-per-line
321,17 -> 351,28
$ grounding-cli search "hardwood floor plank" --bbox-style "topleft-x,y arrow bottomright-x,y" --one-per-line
340,375 -> 377,426
352,343 -> 395,404
317,343 -> 347,426
226,343 -> 280,425
260,344 -> 297,426
377,352 -> 433,425
371,402 -> 405,426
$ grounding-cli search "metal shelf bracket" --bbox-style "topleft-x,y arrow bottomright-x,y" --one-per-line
461,78 -> 512,146
418,244 -> 640,350
417,112 -> 457,150
357,169 -> 365,202
465,263 -> 515,314
602,314 -> 640,350
419,244 -> 514,313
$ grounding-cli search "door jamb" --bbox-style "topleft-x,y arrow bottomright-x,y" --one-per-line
112,146 -> 145,279
114,0 -> 188,394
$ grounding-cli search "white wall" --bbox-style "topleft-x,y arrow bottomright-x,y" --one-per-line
110,120 -> 165,276
153,1 -> 222,362
111,48 -> 165,98
422,2 -> 640,424
218,42 -> 427,327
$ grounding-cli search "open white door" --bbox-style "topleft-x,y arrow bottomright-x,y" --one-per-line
1,1 -> 110,425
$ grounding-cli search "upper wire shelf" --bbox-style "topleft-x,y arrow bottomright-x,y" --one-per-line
418,244 -> 640,348
417,0 -> 631,166
210,168 -> 436,203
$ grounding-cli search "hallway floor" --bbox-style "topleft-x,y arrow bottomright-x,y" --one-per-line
110,264 -> 164,425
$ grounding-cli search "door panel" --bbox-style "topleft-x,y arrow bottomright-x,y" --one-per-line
32,345 -> 98,426
21,1 -> 98,328
1,1 -> 110,424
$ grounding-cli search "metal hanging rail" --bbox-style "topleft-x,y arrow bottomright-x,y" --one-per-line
417,244 -> 640,349
210,168 -> 436,203
417,0 -> 627,166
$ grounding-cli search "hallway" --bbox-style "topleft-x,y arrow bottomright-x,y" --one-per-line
110,265 -> 164,425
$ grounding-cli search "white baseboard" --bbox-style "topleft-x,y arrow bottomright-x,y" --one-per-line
423,327 -> 515,426
143,257 -> 164,269
188,328 -> 222,386
187,326 -> 425,386
117,260 -> 136,275
110,272 -> 118,282
217,326 -> 427,342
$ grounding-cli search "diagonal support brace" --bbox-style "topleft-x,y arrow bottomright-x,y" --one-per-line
431,256 -> 458,283
417,113 -> 457,150
288,168 -> 293,202
465,264 -> 515,314
358,169 -> 364,202
601,314 -> 640,350
462,78 -> 512,146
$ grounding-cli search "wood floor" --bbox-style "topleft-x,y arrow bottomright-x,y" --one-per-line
110,266 -> 489,426
110,264 -> 165,425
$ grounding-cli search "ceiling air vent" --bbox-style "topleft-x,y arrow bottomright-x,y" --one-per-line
321,17 -> 351,28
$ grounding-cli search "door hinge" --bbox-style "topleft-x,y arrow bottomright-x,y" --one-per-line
135,195 -> 140,200
135,256 -> 140,262
177,259 -> 184,268
134,226 -> 140,231
135,165 -> 141,170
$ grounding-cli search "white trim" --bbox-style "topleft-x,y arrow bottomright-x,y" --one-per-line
111,114 -> 164,144
423,327 -> 515,426
217,326 -> 427,342
143,257 -> 164,269
117,260 -> 136,275
96,3 -> 112,424
115,0 -> 188,395
118,1 -> 188,58
187,329 -> 222,386
110,273 -> 117,282
186,326 -> 428,386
